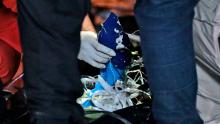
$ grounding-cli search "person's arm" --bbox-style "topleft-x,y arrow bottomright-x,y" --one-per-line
82,14 -> 96,32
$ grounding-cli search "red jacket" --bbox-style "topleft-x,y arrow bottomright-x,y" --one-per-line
0,0 -> 23,93
0,0 -> 21,53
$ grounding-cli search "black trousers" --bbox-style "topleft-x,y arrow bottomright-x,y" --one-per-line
17,0 -> 90,123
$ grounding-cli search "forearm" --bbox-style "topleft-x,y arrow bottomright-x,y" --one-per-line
82,14 -> 96,32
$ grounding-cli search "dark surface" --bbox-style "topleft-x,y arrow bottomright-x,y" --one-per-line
1,90 -> 28,124
119,16 -> 139,34
90,104 -> 154,124
0,2 -> 3,8
79,60 -> 100,76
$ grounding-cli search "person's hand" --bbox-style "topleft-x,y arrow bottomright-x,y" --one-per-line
78,31 -> 116,69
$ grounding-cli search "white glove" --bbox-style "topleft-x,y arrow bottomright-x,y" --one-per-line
78,31 -> 116,69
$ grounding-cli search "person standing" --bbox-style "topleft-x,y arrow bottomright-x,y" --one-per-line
17,0 -> 90,124
134,0 -> 203,123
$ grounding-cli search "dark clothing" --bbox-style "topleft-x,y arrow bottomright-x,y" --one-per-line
17,0 -> 89,123
135,0 -> 203,123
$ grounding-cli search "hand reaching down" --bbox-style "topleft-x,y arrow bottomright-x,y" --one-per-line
78,31 -> 116,68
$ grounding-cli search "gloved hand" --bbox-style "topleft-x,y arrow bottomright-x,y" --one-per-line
78,31 -> 116,69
